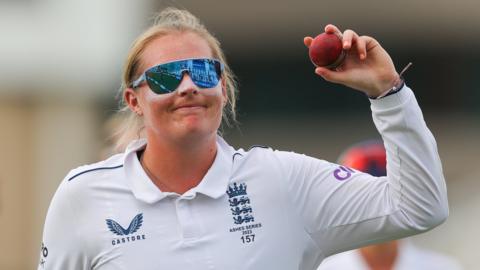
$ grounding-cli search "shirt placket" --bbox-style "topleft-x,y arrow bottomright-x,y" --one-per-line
175,197 -> 200,240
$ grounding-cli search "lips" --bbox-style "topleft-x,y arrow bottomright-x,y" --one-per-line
173,103 -> 206,112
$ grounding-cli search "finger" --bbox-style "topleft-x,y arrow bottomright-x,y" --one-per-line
356,36 -> 367,60
324,24 -> 342,37
315,67 -> 345,84
304,36 -> 313,48
342,29 -> 358,50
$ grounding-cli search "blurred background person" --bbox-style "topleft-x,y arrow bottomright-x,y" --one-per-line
317,140 -> 462,270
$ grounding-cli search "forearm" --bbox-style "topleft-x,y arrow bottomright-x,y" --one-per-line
306,86 -> 449,256
371,85 -> 448,229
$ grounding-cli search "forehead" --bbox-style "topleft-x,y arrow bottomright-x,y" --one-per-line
140,31 -> 213,71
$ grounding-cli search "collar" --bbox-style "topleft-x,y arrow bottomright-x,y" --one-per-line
123,136 -> 235,204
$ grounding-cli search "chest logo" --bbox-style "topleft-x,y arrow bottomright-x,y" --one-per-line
106,213 -> 146,246
227,182 -> 262,244
106,213 -> 143,235
227,183 -> 254,224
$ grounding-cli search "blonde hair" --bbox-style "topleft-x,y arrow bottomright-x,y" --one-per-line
114,7 -> 238,152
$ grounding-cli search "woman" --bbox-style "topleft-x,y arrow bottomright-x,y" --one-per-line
38,7 -> 448,270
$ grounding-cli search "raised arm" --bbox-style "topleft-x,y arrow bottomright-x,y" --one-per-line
276,24 -> 448,256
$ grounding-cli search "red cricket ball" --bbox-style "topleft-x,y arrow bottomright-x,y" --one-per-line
309,33 -> 345,69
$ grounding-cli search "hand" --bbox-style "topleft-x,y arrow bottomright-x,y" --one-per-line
304,24 -> 400,97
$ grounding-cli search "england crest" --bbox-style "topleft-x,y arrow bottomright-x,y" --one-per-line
227,182 -> 255,225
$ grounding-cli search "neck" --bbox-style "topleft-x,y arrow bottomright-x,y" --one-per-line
141,132 -> 218,194
359,241 -> 399,270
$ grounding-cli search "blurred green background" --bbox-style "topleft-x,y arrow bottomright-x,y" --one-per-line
0,0 -> 478,269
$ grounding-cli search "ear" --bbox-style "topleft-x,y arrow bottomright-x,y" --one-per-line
124,88 -> 143,116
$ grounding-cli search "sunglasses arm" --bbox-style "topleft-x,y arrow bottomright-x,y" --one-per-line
131,74 -> 146,89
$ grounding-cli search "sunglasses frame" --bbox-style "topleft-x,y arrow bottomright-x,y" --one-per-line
130,58 -> 224,94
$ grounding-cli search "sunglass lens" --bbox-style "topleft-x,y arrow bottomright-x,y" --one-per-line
189,59 -> 221,88
145,70 -> 181,94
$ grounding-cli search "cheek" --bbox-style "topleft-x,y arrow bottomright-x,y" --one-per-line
140,92 -> 173,119
202,85 -> 224,97
142,89 -> 173,102
208,88 -> 226,115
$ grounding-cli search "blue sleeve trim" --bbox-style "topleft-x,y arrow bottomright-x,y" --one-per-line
67,164 -> 124,182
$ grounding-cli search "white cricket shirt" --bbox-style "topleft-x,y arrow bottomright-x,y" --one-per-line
38,86 -> 448,270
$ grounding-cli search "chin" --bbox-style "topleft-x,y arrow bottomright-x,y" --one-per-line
177,120 -> 217,139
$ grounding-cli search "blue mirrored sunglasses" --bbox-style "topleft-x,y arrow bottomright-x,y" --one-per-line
130,58 -> 224,94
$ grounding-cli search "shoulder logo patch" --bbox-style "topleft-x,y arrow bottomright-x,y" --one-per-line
106,213 -> 146,245
333,165 -> 356,181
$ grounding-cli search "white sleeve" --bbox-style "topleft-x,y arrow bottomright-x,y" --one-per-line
275,86 -> 448,257
38,178 -> 90,270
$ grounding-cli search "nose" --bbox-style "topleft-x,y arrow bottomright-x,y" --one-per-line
176,72 -> 198,96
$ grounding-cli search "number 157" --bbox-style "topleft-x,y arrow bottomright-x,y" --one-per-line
241,234 -> 255,244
